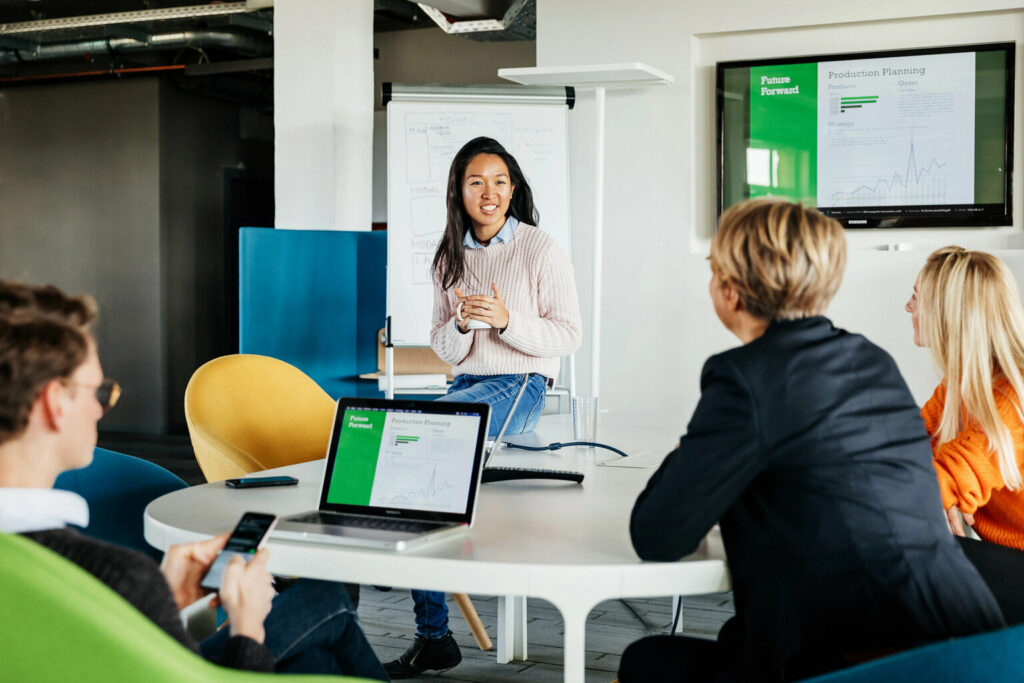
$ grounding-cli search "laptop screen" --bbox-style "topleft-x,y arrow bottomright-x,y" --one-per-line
318,398 -> 490,524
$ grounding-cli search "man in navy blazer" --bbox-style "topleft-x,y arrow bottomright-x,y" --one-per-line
621,200 -> 1003,682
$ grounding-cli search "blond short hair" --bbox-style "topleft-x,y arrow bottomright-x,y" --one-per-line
710,199 -> 847,321
918,247 -> 1024,490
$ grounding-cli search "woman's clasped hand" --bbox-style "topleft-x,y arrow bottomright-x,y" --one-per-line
454,283 -> 508,331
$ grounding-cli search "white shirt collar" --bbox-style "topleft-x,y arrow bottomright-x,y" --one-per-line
0,488 -> 89,533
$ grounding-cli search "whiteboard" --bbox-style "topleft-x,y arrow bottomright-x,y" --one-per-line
386,101 -> 571,346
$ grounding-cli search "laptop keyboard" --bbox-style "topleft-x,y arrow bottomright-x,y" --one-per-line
291,512 -> 445,534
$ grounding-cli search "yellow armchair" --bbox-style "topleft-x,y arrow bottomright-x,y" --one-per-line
184,354 -> 337,482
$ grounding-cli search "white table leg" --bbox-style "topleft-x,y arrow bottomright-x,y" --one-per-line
559,599 -> 592,683
496,595 -> 528,663
512,595 -> 527,660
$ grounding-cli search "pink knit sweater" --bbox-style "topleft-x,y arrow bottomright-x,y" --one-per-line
430,224 -> 582,381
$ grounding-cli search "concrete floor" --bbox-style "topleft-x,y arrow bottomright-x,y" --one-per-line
358,588 -> 734,682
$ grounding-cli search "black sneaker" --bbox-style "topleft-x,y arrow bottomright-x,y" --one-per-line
384,632 -> 462,678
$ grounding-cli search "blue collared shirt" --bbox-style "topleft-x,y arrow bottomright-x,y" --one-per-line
463,216 -> 519,249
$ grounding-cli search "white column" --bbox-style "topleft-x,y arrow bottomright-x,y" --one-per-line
274,0 -> 374,230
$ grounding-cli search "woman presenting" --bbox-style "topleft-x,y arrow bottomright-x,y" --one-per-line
430,135 -> 581,434
384,136 -> 582,678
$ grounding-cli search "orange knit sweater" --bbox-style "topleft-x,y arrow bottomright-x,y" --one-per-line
923,379 -> 1024,550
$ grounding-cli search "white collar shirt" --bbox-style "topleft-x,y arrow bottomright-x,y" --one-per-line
0,488 -> 89,533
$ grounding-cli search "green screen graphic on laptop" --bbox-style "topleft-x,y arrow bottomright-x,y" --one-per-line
326,408 -> 480,514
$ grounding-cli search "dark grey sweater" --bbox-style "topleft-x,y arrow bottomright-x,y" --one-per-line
24,528 -> 275,672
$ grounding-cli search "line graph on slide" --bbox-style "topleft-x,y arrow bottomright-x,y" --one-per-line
829,136 -> 950,205
818,122 -> 974,208
371,465 -> 457,510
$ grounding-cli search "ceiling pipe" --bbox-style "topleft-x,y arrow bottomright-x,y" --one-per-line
0,29 -> 272,66
0,63 -> 186,84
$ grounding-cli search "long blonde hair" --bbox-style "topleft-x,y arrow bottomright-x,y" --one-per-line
919,246 -> 1024,490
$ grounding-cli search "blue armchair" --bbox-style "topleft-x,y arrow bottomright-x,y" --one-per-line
802,623 -> 1024,681
54,446 -> 187,561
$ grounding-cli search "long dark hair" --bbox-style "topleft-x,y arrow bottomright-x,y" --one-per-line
432,137 -> 539,290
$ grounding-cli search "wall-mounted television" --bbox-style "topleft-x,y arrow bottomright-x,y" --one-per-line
717,43 -> 1015,228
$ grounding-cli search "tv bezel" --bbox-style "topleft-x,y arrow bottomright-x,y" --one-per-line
715,42 -> 1016,229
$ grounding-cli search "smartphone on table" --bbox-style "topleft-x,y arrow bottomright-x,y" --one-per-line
200,512 -> 279,592
225,476 -> 298,489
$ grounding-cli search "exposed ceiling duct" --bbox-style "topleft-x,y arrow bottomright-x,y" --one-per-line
0,3 -> 259,36
0,28 -> 271,66
0,5 -> 274,111
0,0 -> 531,106
416,0 -> 534,41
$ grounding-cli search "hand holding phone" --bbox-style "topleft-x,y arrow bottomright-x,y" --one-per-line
200,512 -> 278,592
160,532 -> 231,610
218,547 -> 275,642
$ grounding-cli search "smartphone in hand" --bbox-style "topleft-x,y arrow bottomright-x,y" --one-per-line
200,512 -> 278,592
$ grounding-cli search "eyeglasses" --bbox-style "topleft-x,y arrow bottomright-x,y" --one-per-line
62,377 -> 121,414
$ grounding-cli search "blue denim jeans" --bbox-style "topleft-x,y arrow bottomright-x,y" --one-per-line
437,373 -> 547,437
200,578 -> 389,680
412,373 -> 547,638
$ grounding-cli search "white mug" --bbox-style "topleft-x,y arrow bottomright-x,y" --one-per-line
456,301 -> 492,330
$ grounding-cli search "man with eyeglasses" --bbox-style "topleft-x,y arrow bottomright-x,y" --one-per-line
62,377 -> 121,412
0,280 -> 390,679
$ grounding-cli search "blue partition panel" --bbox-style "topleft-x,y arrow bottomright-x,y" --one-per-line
239,228 -> 385,398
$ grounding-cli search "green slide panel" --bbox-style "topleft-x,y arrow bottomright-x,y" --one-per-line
748,62 -> 818,204
327,409 -> 386,505
975,50 -> 1007,204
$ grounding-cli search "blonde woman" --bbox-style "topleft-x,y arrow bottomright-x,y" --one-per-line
906,247 -> 1024,626
907,247 -> 1024,547
621,201 -> 1001,683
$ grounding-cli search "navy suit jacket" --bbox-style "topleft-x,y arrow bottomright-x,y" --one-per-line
631,317 -> 1003,681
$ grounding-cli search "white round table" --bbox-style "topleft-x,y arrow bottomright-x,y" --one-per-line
145,412 -> 729,683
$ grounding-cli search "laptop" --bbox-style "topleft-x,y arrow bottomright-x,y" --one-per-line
273,397 -> 490,551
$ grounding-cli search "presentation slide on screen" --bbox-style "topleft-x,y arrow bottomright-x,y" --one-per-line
721,46 -> 1008,225
326,409 -> 480,514
816,52 -> 975,207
